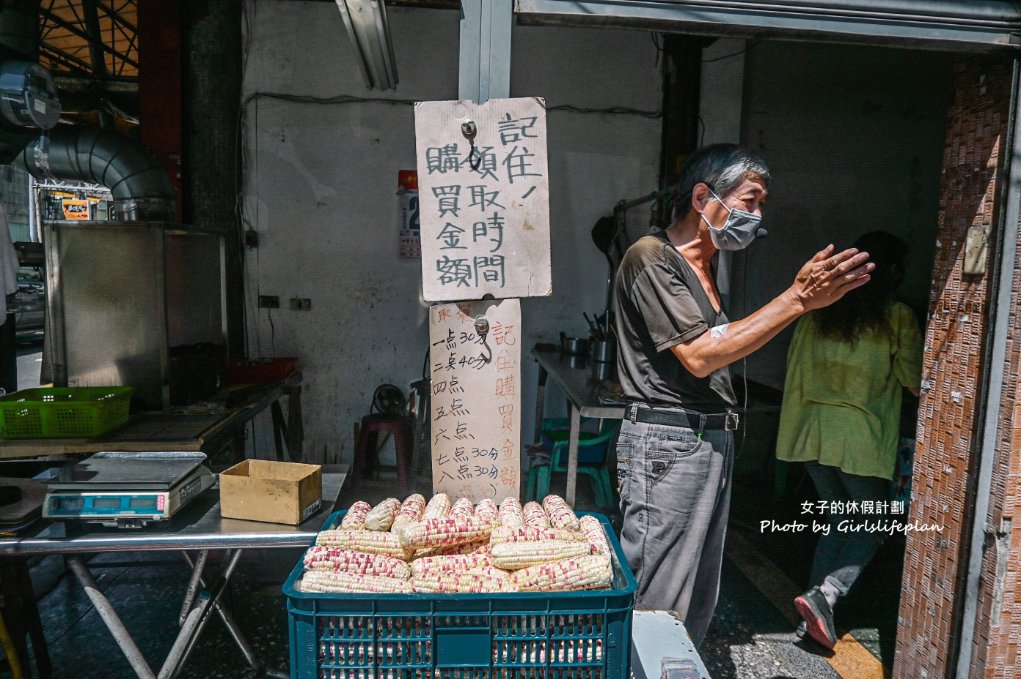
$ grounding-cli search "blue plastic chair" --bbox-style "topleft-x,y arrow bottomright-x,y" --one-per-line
526,418 -> 620,507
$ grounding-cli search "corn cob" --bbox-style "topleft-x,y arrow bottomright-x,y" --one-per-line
523,501 -> 551,528
579,515 -> 611,556
340,501 -> 372,529
398,515 -> 495,551
302,547 -> 412,580
498,497 -> 524,528
300,570 -> 413,594
422,493 -> 452,520
414,539 -> 490,559
466,565 -> 511,579
474,498 -> 499,525
542,495 -> 581,531
409,551 -> 495,578
510,555 -> 612,592
364,497 -> 401,531
412,572 -> 518,593
315,529 -> 411,560
449,497 -> 475,519
489,525 -> 587,546
491,539 -> 593,570
390,494 -> 427,534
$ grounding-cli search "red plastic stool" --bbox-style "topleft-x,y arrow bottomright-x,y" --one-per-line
352,412 -> 413,497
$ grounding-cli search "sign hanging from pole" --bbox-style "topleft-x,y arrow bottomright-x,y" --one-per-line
415,97 -> 551,302
428,298 -> 520,502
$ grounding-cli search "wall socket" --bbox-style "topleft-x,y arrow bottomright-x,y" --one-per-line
258,295 -> 279,309
289,297 -> 312,311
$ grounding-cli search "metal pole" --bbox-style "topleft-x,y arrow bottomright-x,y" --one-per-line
458,0 -> 512,104
954,56 -> 1021,679
66,556 -> 156,679
565,404 -> 581,507
178,550 -> 208,626
180,551 -> 260,671
165,549 -> 244,678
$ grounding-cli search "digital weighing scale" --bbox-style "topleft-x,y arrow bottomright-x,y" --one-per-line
43,452 -> 216,528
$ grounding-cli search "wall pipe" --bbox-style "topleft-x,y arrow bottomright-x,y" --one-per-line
14,126 -> 177,221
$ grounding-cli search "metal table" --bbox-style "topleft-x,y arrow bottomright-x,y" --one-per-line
531,347 -> 625,506
0,470 -> 344,679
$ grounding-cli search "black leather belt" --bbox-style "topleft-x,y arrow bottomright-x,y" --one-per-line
627,403 -> 740,432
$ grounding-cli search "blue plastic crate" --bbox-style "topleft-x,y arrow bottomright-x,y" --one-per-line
284,511 -> 637,678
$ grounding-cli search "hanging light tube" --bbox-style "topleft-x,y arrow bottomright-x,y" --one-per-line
334,0 -> 399,91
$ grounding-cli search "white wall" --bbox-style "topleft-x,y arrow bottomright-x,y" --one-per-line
241,1 -> 661,463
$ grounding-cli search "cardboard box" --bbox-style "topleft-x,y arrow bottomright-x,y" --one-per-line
219,460 -> 323,525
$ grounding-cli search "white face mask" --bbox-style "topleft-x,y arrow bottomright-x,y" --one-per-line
701,188 -> 766,251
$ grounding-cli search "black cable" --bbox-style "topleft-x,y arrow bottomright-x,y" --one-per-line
702,39 -> 760,64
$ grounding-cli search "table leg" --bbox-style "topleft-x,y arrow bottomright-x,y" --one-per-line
533,364 -> 548,445
270,400 -> 286,461
65,556 -> 156,679
285,384 -> 304,462
180,551 -> 260,671
566,405 -> 581,507
178,550 -> 208,626
164,549 -> 244,678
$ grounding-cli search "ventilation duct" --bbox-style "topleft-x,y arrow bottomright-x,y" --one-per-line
15,127 -> 177,221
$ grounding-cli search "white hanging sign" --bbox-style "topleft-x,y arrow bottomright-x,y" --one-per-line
415,97 -> 551,302
428,298 -> 521,502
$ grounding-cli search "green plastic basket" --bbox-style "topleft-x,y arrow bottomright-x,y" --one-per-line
0,387 -> 135,439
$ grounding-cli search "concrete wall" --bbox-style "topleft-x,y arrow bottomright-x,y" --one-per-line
241,0 -> 661,463
731,41 -> 952,389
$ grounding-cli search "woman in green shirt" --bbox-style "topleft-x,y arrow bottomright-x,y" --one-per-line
776,231 -> 923,649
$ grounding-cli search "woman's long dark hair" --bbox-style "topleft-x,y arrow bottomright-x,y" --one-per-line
814,231 -> 909,343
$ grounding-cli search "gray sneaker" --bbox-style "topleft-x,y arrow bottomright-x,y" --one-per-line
794,586 -> 837,649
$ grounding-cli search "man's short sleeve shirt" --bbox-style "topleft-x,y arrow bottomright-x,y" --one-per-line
614,231 -> 736,409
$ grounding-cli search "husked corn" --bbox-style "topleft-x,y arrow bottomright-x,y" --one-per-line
391,494 -> 426,534
412,572 -> 518,593
409,552 -> 495,578
340,501 -> 371,529
450,497 -> 474,519
489,526 -> 586,546
315,529 -> 410,559
414,539 -> 490,559
579,515 -> 611,556
474,498 -> 499,525
510,555 -> 612,592
302,547 -> 411,580
523,501 -> 551,529
498,497 -> 524,528
398,515 -> 494,551
422,493 -> 452,520
491,539 -> 593,570
300,570 -> 413,594
364,498 -> 401,531
542,495 -> 581,531
466,566 -> 511,580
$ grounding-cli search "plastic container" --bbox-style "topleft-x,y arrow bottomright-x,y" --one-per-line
229,357 -> 298,385
0,387 -> 134,439
284,511 -> 637,678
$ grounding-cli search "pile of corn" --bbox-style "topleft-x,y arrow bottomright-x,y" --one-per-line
298,494 -> 613,594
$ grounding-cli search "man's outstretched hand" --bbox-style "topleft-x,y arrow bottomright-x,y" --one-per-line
787,244 -> 874,312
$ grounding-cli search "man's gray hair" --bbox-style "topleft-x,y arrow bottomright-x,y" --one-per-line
675,144 -> 771,218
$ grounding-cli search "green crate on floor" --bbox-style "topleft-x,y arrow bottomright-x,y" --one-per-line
0,387 -> 134,439
284,511 -> 637,678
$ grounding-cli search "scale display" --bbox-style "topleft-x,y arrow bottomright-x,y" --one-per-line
43,452 -> 214,528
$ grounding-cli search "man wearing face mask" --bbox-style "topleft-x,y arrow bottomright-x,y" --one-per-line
613,144 -> 874,645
